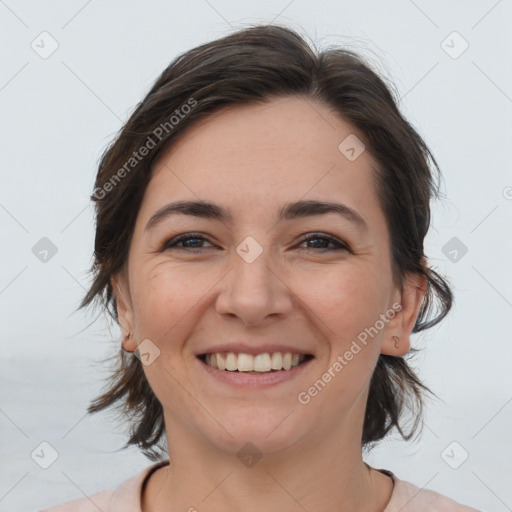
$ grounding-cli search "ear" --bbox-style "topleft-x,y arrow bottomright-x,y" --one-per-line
381,270 -> 427,357
111,271 -> 137,352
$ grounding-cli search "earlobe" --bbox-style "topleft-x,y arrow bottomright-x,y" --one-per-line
381,334 -> 411,356
123,332 -> 136,353
111,273 -> 137,351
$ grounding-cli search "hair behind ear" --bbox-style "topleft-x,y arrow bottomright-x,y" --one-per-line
363,352 -> 435,447
414,265 -> 453,332
87,352 -> 167,461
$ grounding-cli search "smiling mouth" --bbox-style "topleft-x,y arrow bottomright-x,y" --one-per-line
197,352 -> 314,373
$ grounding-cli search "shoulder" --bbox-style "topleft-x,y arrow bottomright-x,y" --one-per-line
40,489 -> 114,512
39,460 -> 170,512
384,471 -> 481,512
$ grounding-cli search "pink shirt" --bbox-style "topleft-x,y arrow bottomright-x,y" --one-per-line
40,461 -> 481,511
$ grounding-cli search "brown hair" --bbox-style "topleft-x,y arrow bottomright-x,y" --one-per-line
80,23 -> 452,461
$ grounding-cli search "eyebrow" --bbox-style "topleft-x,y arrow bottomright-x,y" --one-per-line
144,199 -> 368,232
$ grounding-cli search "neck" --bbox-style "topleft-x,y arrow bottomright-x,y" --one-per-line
143,416 -> 394,512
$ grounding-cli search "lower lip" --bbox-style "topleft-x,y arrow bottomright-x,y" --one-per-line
197,357 -> 314,388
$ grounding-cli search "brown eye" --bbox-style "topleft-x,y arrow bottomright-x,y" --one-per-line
297,233 -> 350,252
163,233 -> 214,251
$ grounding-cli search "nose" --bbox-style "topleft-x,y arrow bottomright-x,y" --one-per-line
215,243 -> 293,327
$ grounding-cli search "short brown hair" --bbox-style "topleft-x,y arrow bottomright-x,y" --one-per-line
81,23 -> 452,461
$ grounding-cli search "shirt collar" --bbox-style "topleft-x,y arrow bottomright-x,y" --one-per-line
110,459 -> 170,512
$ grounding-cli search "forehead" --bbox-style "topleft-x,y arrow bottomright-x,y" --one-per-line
141,96 -> 382,227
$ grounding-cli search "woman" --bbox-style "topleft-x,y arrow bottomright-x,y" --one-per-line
42,24 -> 480,512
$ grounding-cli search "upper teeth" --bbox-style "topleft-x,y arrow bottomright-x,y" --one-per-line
205,352 -> 305,372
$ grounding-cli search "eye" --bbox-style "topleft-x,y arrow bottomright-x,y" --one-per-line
297,232 -> 350,252
163,233 -> 214,251
162,232 -> 350,253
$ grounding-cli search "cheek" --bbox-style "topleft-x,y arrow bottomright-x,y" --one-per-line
296,266 -> 390,408
130,262 -> 213,346
297,262 -> 390,344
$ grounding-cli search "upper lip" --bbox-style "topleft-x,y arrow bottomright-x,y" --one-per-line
196,343 -> 314,356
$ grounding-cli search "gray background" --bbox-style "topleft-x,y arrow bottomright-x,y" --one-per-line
1,0 -> 511,510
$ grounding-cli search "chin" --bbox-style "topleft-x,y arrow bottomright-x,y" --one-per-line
202,407 -> 309,457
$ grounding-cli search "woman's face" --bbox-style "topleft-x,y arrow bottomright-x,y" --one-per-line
114,95 -> 424,456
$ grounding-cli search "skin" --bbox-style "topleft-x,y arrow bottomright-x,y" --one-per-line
112,95 -> 426,512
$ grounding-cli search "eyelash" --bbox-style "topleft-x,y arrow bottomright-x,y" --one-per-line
162,232 -> 350,253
